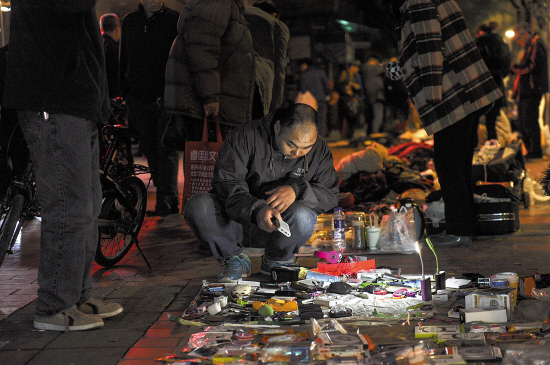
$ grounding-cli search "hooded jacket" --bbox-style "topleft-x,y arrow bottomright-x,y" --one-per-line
212,112 -> 339,226
164,0 -> 255,127
395,0 -> 502,135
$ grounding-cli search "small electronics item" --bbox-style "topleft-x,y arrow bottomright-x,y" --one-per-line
274,218 -> 291,237
456,346 -> 502,361
314,250 -> 342,264
437,332 -> 486,346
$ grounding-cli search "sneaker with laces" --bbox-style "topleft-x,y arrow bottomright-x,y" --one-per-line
218,254 -> 251,283
260,255 -> 297,275
78,298 -> 123,318
34,306 -> 104,331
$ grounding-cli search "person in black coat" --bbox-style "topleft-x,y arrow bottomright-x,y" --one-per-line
120,0 -> 180,216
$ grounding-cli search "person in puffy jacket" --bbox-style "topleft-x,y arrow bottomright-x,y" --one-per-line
164,0 -> 255,141
183,104 -> 339,282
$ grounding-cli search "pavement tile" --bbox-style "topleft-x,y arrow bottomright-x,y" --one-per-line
0,329 -> 60,350
0,349 -> 40,365
117,360 -> 160,365
45,328 -> 144,349
29,347 -> 128,365
132,336 -> 181,348
123,347 -> 176,360
143,328 -> 188,338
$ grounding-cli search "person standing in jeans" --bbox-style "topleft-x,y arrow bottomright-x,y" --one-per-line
4,0 -> 123,331
183,104 -> 339,282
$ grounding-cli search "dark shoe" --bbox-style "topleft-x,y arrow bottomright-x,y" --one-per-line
260,255 -> 297,275
146,204 -> 180,217
218,254 -> 251,283
428,231 -> 472,247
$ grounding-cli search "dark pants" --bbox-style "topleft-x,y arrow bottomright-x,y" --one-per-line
127,94 -> 179,211
518,95 -> 543,158
18,111 -> 100,317
484,104 -> 500,141
183,193 -> 318,263
433,112 -> 481,237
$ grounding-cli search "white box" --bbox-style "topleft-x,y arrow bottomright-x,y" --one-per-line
459,307 -> 508,323
464,289 -> 514,320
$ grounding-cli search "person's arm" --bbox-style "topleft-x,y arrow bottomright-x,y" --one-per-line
183,0 -> 232,113
269,21 -> 290,114
406,0 -> 443,103
119,19 -> 130,98
211,132 -> 269,226
296,142 -> 340,214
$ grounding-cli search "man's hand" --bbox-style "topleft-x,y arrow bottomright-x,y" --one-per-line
203,102 -> 219,117
265,185 -> 296,213
256,206 -> 281,233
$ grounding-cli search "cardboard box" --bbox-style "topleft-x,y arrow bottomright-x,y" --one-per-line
464,288 -> 514,320
459,307 -> 508,323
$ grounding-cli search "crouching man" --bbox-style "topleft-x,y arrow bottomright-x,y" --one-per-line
184,103 -> 339,282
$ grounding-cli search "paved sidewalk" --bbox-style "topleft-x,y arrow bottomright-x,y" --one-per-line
1,153 -> 550,364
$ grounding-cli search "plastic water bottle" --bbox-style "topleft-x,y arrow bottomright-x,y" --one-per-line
389,207 -> 401,243
332,207 -> 346,253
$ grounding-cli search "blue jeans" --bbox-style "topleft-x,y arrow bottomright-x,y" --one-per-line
18,111 -> 101,317
183,193 -> 318,263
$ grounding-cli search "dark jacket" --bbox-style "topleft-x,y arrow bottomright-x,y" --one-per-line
4,0 -> 109,124
164,0 -> 255,127
243,7 -> 289,115
103,34 -> 121,98
120,4 -> 179,102
475,31 -> 510,108
512,34 -> 549,101
212,112 -> 339,226
395,0 -> 502,135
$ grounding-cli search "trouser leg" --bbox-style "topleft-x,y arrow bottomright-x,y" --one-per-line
183,193 -> 244,263
433,112 -> 479,237
518,95 -> 543,157
18,111 -> 101,317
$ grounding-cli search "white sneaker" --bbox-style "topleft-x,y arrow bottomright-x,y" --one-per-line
34,306 -> 104,331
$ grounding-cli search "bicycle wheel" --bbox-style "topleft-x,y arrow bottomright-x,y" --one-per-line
0,194 -> 25,268
95,176 -> 147,267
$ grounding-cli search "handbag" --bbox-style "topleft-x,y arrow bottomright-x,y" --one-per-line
182,116 -> 223,208
161,114 -> 187,151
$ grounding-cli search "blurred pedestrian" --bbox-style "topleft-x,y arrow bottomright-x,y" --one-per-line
475,22 -> 511,142
120,0 -> 180,216
243,0 -> 289,119
299,58 -> 331,138
337,60 -> 364,140
100,13 -> 122,98
4,0 -> 123,331
511,22 -> 549,159
361,56 -> 386,134
387,0 -> 502,246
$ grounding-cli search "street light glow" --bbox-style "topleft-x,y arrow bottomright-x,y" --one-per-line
505,30 -> 515,38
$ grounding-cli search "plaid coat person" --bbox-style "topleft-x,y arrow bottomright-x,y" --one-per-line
395,0 -> 502,135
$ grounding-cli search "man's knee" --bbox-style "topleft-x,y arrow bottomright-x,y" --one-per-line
183,193 -> 214,224
285,203 -> 318,237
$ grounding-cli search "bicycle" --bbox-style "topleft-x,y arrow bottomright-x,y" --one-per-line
0,122 -> 152,270
0,159 -> 39,268
96,124 -> 152,268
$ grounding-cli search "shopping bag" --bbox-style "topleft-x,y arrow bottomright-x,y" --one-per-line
182,116 -> 223,208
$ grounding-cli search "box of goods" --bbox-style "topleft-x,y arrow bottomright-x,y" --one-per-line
464,289 -> 514,320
